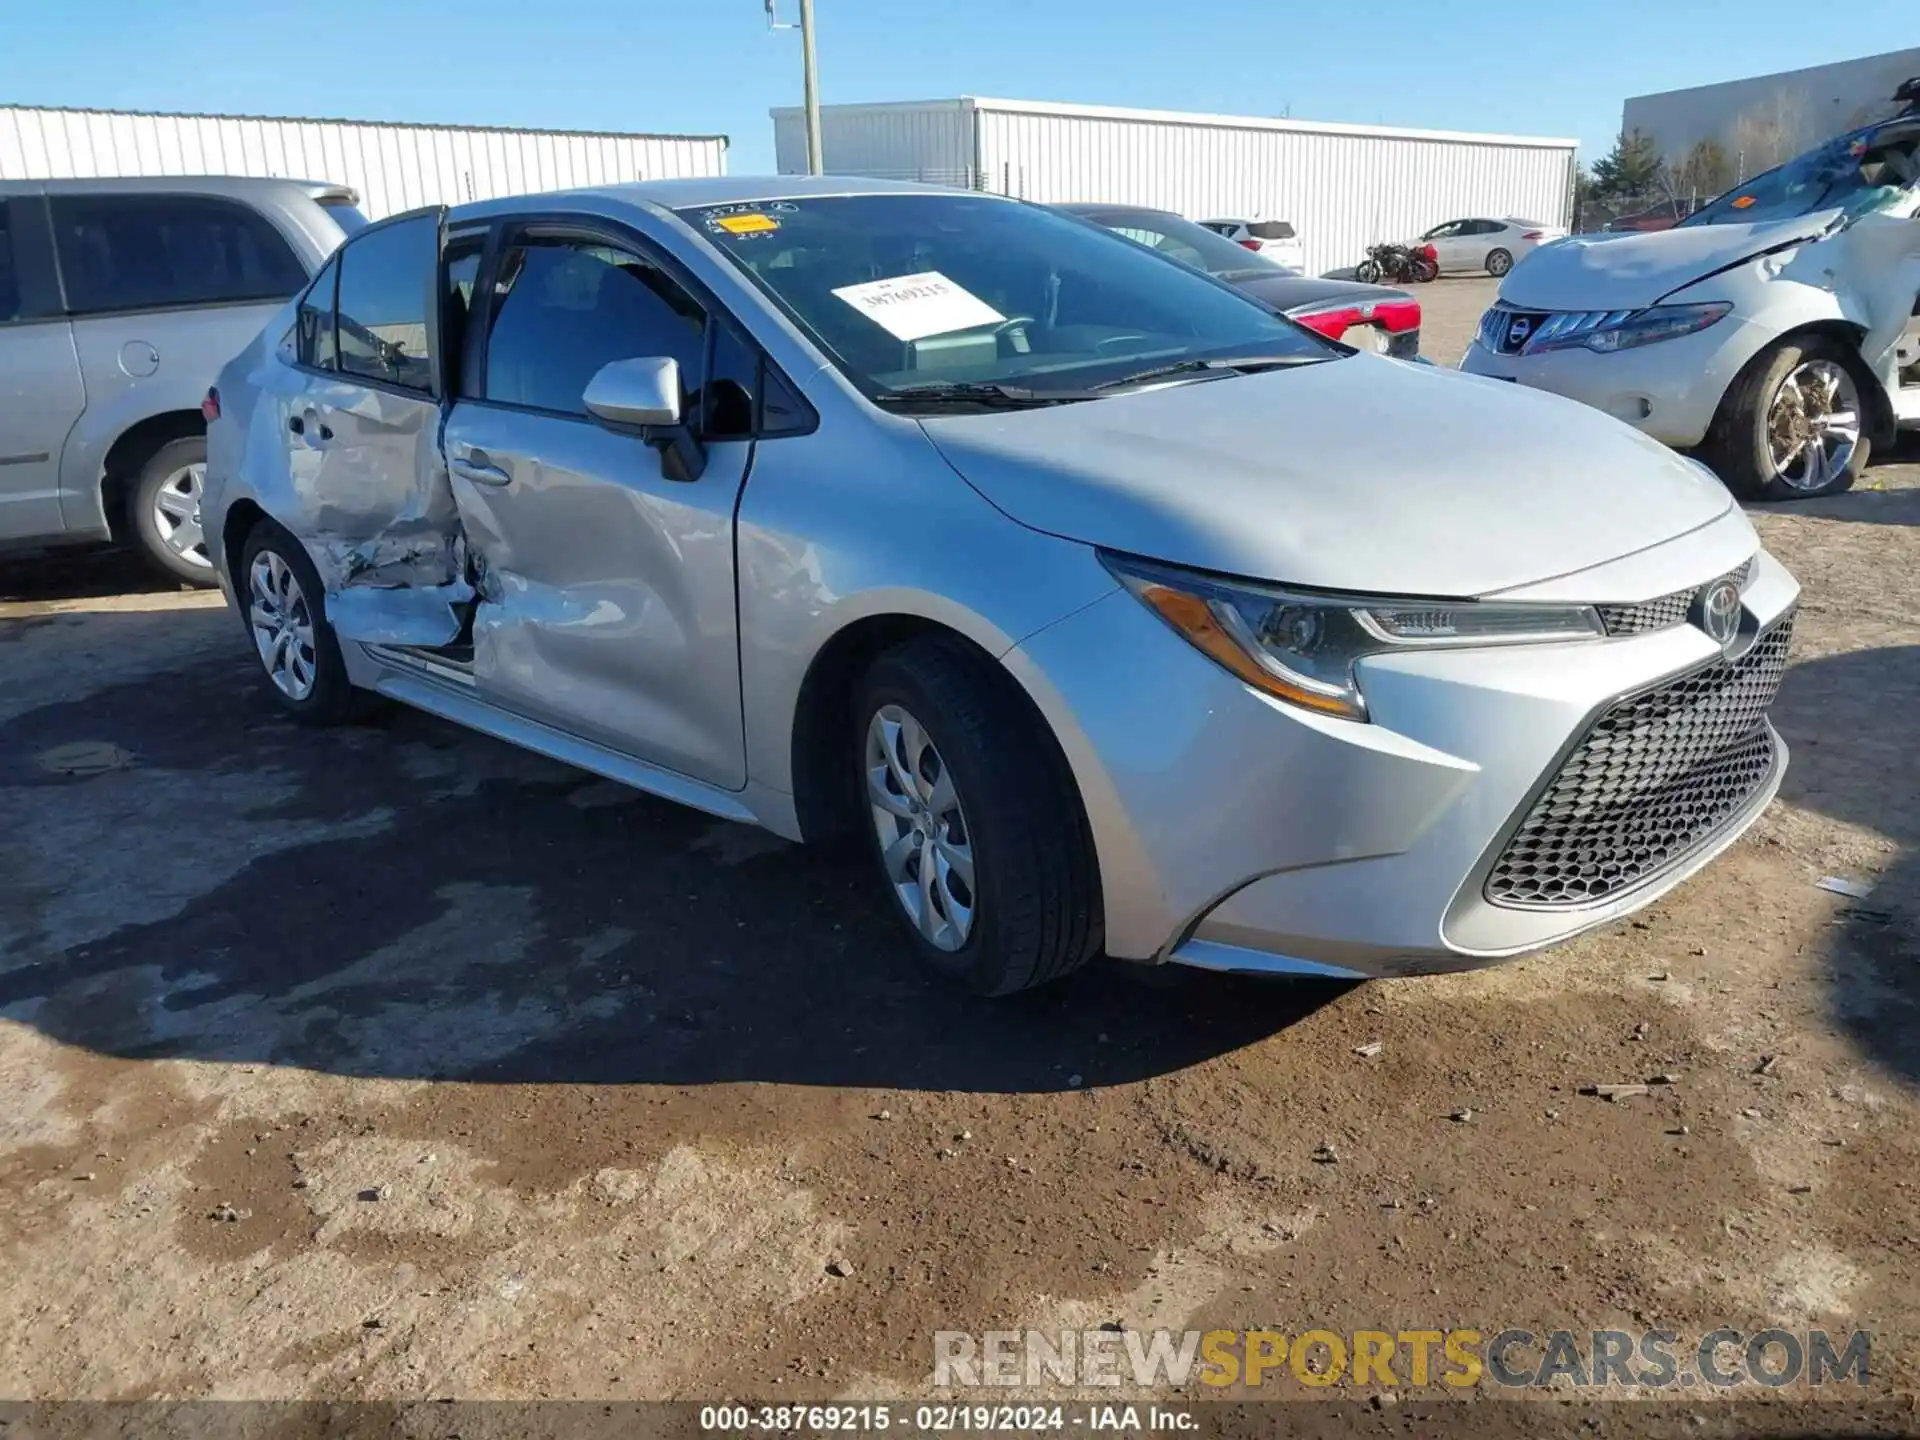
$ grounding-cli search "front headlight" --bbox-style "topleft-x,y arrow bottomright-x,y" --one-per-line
1527,302 -> 1732,354
1103,553 -> 1604,721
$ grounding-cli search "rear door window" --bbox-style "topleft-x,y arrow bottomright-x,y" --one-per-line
334,213 -> 438,392
49,193 -> 309,315
482,235 -> 706,418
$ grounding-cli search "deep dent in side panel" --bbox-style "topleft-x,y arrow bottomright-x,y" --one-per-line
266,376 -> 472,646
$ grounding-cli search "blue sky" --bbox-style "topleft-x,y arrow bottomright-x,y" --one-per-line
1,1 -> 1914,167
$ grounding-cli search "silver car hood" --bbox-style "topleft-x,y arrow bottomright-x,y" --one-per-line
917,356 -> 1733,597
1498,211 -> 1842,310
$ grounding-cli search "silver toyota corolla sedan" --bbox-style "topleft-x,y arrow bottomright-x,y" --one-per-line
203,177 -> 1799,995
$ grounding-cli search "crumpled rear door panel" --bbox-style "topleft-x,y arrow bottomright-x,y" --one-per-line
269,370 -> 470,645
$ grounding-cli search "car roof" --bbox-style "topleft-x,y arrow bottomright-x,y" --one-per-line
448,172 -> 997,223
0,174 -> 358,203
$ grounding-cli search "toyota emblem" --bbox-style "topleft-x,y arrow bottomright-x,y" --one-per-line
1696,579 -> 1743,653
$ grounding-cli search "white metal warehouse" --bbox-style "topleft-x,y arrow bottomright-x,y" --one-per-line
772,97 -> 1577,276
0,105 -> 729,220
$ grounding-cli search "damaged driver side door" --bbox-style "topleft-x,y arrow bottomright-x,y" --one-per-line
440,221 -> 753,791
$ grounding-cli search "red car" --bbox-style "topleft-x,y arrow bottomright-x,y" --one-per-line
1059,204 -> 1422,358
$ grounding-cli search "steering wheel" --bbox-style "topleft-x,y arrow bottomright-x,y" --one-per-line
990,315 -> 1038,351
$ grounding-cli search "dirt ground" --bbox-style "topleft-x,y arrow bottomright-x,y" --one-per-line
2,279 -> 1917,1411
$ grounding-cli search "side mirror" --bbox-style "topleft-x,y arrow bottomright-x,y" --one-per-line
584,356 -> 683,429
583,356 -> 705,483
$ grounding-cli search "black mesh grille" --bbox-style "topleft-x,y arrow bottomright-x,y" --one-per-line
1484,612 -> 1793,909
1597,558 -> 1757,637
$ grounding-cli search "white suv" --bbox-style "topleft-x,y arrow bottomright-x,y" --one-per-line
1199,217 -> 1306,272
1462,101 -> 1920,501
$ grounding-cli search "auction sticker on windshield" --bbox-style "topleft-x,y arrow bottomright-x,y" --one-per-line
714,212 -> 780,235
832,271 -> 1006,342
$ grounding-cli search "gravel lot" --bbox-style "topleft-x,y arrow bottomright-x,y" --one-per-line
2,282 -> 1917,1408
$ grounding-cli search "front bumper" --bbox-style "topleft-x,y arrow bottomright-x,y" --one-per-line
1458,314 -> 1772,449
1005,539 -> 1799,979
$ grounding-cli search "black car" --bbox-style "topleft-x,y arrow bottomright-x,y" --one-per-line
1056,203 -> 1422,359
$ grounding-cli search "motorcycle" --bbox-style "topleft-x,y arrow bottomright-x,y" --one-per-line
1355,242 -> 1439,285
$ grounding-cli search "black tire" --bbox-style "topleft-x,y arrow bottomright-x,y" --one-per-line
237,518 -> 374,725
1412,256 -> 1439,283
1354,259 -> 1383,284
853,635 -> 1102,996
127,435 -> 219,587
1708,336 -> 1869,502
1486,248 -> 1513,277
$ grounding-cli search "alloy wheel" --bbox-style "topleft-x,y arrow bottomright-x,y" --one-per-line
248,550 -> 318,701
1766,359 -> 1860,492
866,703 -> 976,951
151,462 -> 212,568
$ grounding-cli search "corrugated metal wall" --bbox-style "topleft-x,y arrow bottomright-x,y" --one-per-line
773,101 -> 977,187
773,98 -> 1575,277
978,107 -> 1574,275
0,106 -> 729,219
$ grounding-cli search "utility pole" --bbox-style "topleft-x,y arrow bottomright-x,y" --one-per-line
770,0 -> 824,174
800,0 -> 823,174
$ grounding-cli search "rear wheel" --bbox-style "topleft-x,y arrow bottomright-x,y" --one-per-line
127,436 -> 218,587
238,519 -> 372,724
1486,248 -> 1513,277
1411,256 -> 1439,283
854,635 -> 1102,996
1710,337 -> 1868,501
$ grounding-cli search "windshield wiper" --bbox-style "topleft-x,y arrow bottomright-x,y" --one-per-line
1090,354 -> 1324,391
873,380 -> 1098,409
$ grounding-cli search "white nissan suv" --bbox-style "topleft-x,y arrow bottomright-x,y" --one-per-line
1462,94 -> 1920,502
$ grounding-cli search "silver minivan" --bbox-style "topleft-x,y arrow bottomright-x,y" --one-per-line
0,176 -> 359,582
206,178 -> 1797,996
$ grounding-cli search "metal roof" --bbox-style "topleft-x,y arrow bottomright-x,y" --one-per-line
8,101 -> 727,146
771,96 -> 1578,150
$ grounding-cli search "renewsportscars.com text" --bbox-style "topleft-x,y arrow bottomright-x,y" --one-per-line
932,1327 -> 1872,1390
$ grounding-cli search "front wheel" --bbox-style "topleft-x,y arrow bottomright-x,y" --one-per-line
1709,337 -> 1869,501
1485,248 -> 1513,277
1354,259 -> 1382,284
854,636 -> 1102,996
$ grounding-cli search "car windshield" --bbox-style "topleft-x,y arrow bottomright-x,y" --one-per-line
681,193 -> 1332,406
1682,121 -> 1920,227
1066,207 -> 1297,278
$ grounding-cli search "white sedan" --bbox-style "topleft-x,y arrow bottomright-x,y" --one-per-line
1416,217 -> 1565,277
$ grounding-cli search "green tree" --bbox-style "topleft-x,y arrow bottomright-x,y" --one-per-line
1590,129 -> 1664,199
